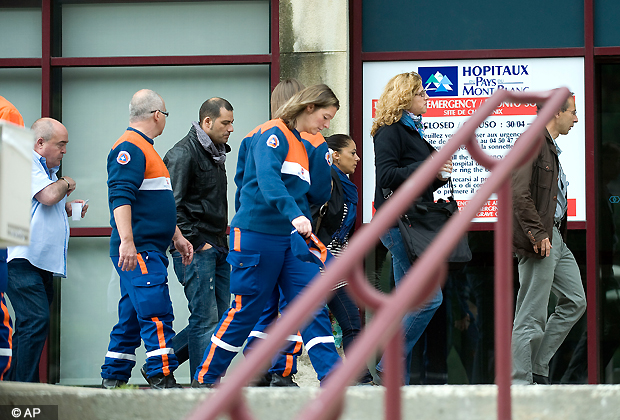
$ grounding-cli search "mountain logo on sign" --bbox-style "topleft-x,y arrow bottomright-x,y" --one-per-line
418,66 -> 458,97
425,72 -> 453,93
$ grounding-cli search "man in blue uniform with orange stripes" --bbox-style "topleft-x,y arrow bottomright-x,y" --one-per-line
100,89 -> 193,389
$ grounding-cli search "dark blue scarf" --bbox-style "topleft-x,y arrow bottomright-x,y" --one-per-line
332,165 -> 358,243
400,110 -> 425,138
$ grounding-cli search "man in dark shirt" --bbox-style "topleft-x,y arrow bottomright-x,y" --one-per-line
163,98 -> 233,380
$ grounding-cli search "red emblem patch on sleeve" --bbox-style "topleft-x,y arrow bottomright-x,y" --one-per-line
117,151 -> 131,165
266,134 -> 279,149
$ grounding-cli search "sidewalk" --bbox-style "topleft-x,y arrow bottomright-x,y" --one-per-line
2,381 -> 620,420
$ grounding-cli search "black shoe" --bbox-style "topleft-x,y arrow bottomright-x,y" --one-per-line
191,379 -> 215,388
356,379 -> 378,386
356,370 -> 377,386
147,372 -> 183,389
375,369 -> 384,386
101,378 -> 127,389
532,374 -> 550,385
140,365 -> 148,382
250,372 -> 272,387
270,373 -> 299,387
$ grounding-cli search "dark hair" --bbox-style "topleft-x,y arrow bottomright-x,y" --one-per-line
199,97 -> 233,123
325,134 -> 353,153
536,91 -> 574,113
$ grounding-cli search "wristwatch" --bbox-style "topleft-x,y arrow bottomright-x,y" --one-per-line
59,177 -> 70,189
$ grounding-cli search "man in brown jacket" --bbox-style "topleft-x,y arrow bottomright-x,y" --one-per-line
511,93 -> 586,385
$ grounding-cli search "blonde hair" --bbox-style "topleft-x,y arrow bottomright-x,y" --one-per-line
271,79 -> 306,116
275,84 -> 339,131
370,72 -> 422,137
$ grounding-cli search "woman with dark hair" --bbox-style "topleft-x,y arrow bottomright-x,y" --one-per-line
314,134 -> 359,254
314,134 -> 374,384
372,71 -> 452,384
192,84 -> 342,387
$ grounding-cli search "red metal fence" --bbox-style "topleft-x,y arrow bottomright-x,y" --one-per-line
185,87 -> 572,420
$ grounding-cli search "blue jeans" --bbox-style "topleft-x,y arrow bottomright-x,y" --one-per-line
327,286 -> 374,383
6,259 -> 54,382
376,227 -> 442,384
327,287 -> 361,352
169,246 -> 230,380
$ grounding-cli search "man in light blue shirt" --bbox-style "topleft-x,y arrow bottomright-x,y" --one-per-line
6,118 -> 88,382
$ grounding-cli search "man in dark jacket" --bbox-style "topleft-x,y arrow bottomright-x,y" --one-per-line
511,94 -> 586,385
163,98 -> 233,381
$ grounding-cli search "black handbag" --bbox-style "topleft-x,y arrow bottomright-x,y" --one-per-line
396,179 -> 471,268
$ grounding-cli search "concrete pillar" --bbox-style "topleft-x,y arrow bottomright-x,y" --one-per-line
278,0 -> 349,135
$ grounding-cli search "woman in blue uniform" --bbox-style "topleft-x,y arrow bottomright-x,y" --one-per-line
193,84 -> 342,387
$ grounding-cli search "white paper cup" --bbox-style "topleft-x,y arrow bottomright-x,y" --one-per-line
71,202 -> 83,221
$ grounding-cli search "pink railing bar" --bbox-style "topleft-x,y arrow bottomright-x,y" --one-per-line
495,182 -> 514,419
383,322 -> 403,419
185,88 -> 571,420
229,399 -> 254,420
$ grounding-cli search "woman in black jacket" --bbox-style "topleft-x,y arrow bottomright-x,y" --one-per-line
372,71 -> 452,384
314,134 -> 359,256
313,133 -> 373,384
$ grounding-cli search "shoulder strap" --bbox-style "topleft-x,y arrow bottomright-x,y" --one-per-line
448,178 -> 455,198
314,202 -> 329,233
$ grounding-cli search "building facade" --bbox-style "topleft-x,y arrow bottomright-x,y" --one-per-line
1,0 -> 619,385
